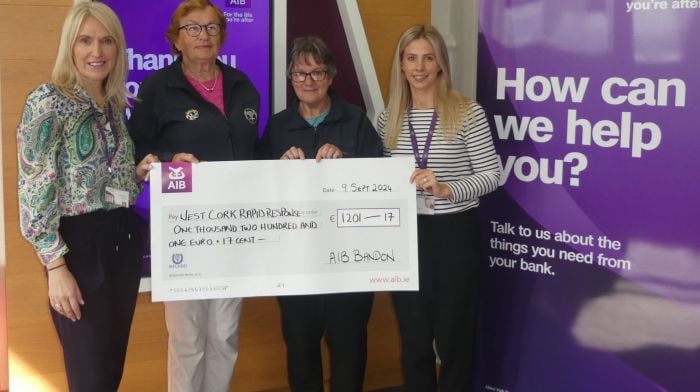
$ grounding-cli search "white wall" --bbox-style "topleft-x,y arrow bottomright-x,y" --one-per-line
432,0 -> 480,99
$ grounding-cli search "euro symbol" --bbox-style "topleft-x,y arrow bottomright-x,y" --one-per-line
330,215 -> 335,222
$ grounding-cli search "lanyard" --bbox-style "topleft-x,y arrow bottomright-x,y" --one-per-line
407,108 -> 437,169
90,104 -> 120,173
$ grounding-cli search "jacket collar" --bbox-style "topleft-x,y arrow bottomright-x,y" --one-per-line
286,90 -> 343,130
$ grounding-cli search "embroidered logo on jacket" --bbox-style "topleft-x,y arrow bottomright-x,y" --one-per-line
244,108 -> 258,124
185,109 -> 199,121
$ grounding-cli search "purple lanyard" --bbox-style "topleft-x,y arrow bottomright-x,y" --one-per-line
90,104 -> 120,173
407,108 -> 437,169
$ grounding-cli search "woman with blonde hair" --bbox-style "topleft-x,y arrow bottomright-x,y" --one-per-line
376,24 -> 501,391
17,2 -> 156,391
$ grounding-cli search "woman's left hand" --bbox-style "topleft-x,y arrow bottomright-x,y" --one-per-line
47,257 -> 84,322
136,153 -> 159,182
315,143 -> 344,161
410,168 -> 453,199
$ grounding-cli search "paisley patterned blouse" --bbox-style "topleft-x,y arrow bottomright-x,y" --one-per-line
17,83 -> 140,265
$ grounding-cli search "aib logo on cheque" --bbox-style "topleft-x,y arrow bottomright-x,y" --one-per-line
162,162 -> 192,193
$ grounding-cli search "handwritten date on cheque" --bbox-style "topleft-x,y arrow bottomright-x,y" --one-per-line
323,183 -> 393,193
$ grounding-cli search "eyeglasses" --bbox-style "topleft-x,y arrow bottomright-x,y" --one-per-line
289,70 -> 328,82
178,23 -> 221,37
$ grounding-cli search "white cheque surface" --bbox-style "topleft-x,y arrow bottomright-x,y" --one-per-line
150,157 -> 418,301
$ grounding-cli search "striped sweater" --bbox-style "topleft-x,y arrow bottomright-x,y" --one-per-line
376,101 -> 501,214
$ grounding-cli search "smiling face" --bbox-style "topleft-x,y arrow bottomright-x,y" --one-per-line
174,6 -> 222,65
290,55 -> 333,109
72,16 -> 117,92
400,38 -> 441,96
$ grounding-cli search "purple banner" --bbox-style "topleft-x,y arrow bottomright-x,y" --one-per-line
225,0 -> 253,9
476,2 -> 700,391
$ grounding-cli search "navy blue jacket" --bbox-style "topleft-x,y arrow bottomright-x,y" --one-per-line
257,92 -> 382,160
128,57 -> 260,162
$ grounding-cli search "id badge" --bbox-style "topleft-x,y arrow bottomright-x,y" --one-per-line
417,194 -> 435,215
106,186 -> 130,208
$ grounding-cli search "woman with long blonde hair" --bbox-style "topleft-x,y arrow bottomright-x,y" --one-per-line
17,2 -> 156,390
376,24 -> 501,391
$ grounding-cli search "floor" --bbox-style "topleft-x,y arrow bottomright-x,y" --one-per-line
262,387 -> 401,392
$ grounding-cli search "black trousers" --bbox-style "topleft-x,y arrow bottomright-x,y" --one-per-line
277,292 -> 374,392
392,209 -> 483,392
50,208 -> 142,392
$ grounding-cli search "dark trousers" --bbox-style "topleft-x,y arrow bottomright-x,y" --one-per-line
50,208 -> 143,392
278,292 -> 374,392
392,210 -> 482,392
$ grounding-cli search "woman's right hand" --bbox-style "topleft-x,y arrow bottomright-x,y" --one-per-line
280,146 -> 305,160
136,153 -> 159,182
47,257 -> 84,322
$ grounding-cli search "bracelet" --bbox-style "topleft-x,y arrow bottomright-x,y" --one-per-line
46,263 -> 67,272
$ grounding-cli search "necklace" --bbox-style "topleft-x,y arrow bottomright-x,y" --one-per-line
185,66 -> 218,92
198,69 -> 218,92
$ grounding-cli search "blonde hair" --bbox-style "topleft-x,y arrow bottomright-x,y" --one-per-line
383,24 -> 473,149
166,0 -> 227,55
51,1 -> 130,110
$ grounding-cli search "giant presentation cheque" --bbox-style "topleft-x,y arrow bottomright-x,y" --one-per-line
149,158 -> 419,301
